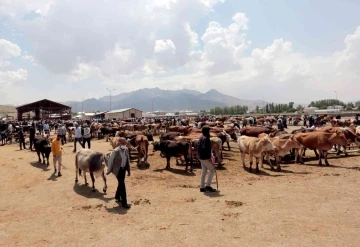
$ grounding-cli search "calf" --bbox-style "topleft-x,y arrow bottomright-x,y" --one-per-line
159,132 -> 182,141
75,149 -> 107,192
133,135 -> 149,165
238,135 -> 277,172
34,137 -> 51,166
262,135 -> 302,171
152,141 -> 193,172
294,131 -> 348,166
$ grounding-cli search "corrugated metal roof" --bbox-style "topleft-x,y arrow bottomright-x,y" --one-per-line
107,108 -> 131,114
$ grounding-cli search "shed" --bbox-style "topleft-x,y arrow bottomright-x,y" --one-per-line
104,108 -> 142,120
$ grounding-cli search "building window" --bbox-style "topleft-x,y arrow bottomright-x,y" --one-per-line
131,113 -> 135,118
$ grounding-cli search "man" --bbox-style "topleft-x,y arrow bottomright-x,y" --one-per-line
198,126 -> 217,193
51,134 -> 63,176
43,122 -> 50,135
38,122 -> 43,135
106,137 -> 131,209
82,124 -> 91,149
18,127 -> 26,150
29,123 -> 36,151
58,124 -> 67,145
73,123 -> 82,153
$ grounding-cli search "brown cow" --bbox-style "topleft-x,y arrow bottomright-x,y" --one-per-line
240,127 -> 277,137
237,135 -> 277,172
167,126 -> 192,135
133,135 -> 149,165
262,135 -> 303,171
293,131 -> 348,166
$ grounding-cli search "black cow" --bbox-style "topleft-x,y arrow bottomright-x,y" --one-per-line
34,137 -> 51,166
159,132 -> 182,141
1,130 -> 10,145
152,141 -> 193,172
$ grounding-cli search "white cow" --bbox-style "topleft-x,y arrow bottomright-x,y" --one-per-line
238,135 -> 277,172
75,149 -> 107,192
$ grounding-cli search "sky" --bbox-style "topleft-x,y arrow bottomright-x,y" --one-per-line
0,0 -> 360,105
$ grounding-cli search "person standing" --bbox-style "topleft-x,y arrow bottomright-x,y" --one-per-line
73,123 -> 82,153
58,124 -> 67,145
29,123 -> 36,151
198,126 -> 217,193
106,137 -> 131,209
51,134 -> 63,176
242,118 -> 247,128
82,124 -> 91,149
18,127 -> 26,150
43,122 -> 50,135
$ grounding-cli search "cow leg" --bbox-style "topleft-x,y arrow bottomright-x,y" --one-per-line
102,170 -> 107,193
314,149 -> 319,158
184,155 -> 189,172
302,148 -> 306,157
318,150 -> 323,166
166,156 -> 171,169
298,147 -> 304,164
342,145 -> 348,157
324,151 -> 330,166
255,157 -> 260,173
241,151 -> 246,170
84,172 -> 88,185
275,156 -> 281,171
42,152 -> 45,164
227,141 -> 230,151
90,172 -> 96,192
294,148 -> 300,164
249,154 -> 253,172
37,151 -> 41,163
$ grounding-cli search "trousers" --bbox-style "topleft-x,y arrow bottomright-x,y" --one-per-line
19,138 -> 26,150
199,159 -> 215,188
53,153 -> 62,172
115,169 -> 127,204
82,137 -> 91,149
73,138 -> 82,152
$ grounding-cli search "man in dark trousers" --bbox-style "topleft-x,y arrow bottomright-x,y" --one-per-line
18,127 -> 26,150
106,137 -> 131,209
29,123 -> 36,151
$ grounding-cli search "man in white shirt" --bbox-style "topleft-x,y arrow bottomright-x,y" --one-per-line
43,122 -> 50,135
73,122 -> 82,153
82,124 -> 91,149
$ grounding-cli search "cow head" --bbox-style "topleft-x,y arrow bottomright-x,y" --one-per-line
260,135 -> 277,152
332,132 -> 349,146
152,141 -> 161,152
281,135 -> 302,150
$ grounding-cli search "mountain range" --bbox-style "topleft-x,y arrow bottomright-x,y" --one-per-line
62,88 -> 266,113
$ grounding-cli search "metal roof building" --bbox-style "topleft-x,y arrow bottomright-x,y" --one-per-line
104,108 -> 142,119
16,99 -> 71,121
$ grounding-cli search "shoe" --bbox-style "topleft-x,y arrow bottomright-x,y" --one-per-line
200,188 -> 206,192
58,172 -> 62,177
205,186 -> 217,192
122,204 -> 131,209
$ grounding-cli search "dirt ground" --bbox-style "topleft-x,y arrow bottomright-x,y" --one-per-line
1,126 -> 360,247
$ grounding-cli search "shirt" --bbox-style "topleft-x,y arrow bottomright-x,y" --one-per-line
74,127 -> 82,138
83,127 -> 91,138
43,124 -> 50,130
198,135 -> 212,160
107,147 -> 130,175
58,126 -> 66,135
51,139 -> 62,155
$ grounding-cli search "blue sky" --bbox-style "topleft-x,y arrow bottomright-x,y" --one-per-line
0,0 -> 360,105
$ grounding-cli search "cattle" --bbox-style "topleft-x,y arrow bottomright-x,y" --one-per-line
210,137 -> 223,166
75,149 -> 107,192
159,132 -> 182,141
134,124 -> 148,132
132,135 -> 149,165
109,137 -> 137,151
293,131 -> 348,166
34,137 -> 51,166
262,135 -> 303,171
167,126 -> 192,135
356,126 -> 360,135
152,141 -> 193,172
0,130 -> 10,145
240,127 -> 277,137
237,135 -> 277,172
317,127 -> 360,156
124,133 -> 154,142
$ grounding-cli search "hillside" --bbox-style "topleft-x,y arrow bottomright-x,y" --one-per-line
63,88 -> 265,112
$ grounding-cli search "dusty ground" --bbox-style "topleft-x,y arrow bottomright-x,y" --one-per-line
1,126 -> 360,247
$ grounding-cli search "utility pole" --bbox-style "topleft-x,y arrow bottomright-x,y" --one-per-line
82,98 -> 84,113
106,88 -> 116,113
152,98 -> 155,116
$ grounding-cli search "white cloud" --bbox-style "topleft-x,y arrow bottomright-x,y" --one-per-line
0,39 -> 21,66
0,68 -> 28,87
1,1 -> 360,104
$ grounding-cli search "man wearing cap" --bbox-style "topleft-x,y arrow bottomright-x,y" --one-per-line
106,137 -> 131,209
51,134 -> 63,176
73,122 -> 82,153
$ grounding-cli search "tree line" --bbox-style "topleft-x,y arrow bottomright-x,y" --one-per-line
206,99 -> 360,115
